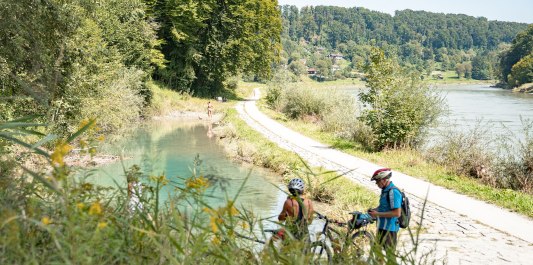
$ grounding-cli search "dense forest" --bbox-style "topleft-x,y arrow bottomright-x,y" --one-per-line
0,0 -> 280,135
278,5 -> 529,82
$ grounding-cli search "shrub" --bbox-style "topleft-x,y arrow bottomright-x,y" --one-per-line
80,68 -> 144,133
425,123 -> 496,181
359,48 -> 444,150
494,120 -> 533,193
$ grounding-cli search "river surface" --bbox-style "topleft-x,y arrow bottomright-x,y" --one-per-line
84,120 -> 286,221
345,84 -> 533,142
435,84 -> 533,136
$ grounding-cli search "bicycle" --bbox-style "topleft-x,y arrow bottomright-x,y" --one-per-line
308,211 -> 375,264
235,211 -> 374,264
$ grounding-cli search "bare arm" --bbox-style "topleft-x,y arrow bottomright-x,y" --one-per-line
369,207 -> 401,218
305,200 -> 314,224
278,200 -> 291,221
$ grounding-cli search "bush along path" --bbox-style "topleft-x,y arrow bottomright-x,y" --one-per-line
236,89 -> 533,264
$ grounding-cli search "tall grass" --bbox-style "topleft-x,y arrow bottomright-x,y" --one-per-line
1,116 -> 438,264
0,118 -> 323,264
426,120 -> 533,194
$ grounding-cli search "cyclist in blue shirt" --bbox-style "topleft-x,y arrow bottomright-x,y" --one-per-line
368,168 -> 402,252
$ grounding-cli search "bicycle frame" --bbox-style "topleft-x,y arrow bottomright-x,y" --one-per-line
313,211 -> 375,261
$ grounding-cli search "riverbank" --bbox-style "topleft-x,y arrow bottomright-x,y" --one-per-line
237,90 -> 533,263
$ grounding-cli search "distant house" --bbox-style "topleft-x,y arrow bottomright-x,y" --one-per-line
331,65 -> 341,72
328,53 -> 344,60
307,68 -> 316,75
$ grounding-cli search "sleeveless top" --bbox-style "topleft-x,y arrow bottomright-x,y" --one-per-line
286,197 -> 309,240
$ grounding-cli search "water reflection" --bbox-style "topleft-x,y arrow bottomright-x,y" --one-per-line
86,120 -> 285,220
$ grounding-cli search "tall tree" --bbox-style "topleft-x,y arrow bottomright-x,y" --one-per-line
499,25 -> 533,87
150,0 -> 281,96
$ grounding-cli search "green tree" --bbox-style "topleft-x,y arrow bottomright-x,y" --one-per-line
499,25 -> 533,87
0,0 -> 159,134
508,54 -> 533,87
464,61 -> 473,79
456,63 -> 466,78
314,59 -> 332,81
288,61 -> 307,76
150,0 -> 281,96
359,48 -> 444,150
472,52 -> 492,80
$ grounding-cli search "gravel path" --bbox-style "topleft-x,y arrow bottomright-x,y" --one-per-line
236,90 -> 533,264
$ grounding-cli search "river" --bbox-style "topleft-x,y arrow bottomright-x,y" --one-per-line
345,84 -> 533,143
435,84 -> 533,137
83,119 -> 286,221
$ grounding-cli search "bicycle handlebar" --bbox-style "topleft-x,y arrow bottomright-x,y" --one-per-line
315,211 -> 376,227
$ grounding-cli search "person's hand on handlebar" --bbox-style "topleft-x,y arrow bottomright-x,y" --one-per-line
368,208 -> 378,219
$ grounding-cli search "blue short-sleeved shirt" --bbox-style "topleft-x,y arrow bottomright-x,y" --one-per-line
377,181 -> 402,232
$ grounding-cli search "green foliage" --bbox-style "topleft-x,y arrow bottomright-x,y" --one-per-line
455,62 -> 472,79
0,0 -> 75,107
288,60 -> 307,76
0,0 -> 160,135
508,54 -> 533,87
278,6 -> 526,82
426,123 -> 495,180
150,0 -> 282,96
359,48 -> 444,150
499,25 -> 533,87
471,52 -> 493,80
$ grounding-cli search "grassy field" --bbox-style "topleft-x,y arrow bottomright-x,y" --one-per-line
424,70 -> 495,85
252,82 -> 533,218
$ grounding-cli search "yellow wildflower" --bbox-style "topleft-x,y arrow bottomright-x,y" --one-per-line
78,119 -> 90,130
212,236 -> 221,245
89,201 -> 102,216
226,201 -> 238,216
76,202 -> 85,210
185,176 -> 209,191
240,222 -> 249,230
97,222 -> 107,229
209,216 -> 219,233
41,217 -> 51,225
97,135 -> 105,142
51,142 -> 73,166
78,118 -> 96,131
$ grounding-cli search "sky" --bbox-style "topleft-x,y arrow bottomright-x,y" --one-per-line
277,0 -> 533,24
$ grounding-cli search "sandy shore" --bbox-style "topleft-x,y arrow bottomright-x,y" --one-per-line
152,110 -> 224,122
64,153 -> 131,167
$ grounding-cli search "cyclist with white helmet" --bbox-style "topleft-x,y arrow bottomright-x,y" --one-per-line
277,178 -> 314,240
368,168 -> 402,253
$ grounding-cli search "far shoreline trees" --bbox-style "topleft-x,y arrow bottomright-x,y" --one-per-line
278,5 -> 528,83
499,25 -> 533,88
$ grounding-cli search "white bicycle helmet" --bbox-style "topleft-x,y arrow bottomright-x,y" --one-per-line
288,178 -> 305,194
371,168 -> 392,181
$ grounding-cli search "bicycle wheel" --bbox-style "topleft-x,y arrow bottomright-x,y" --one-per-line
349,230 -> 374,259
308,241 -> 332,265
